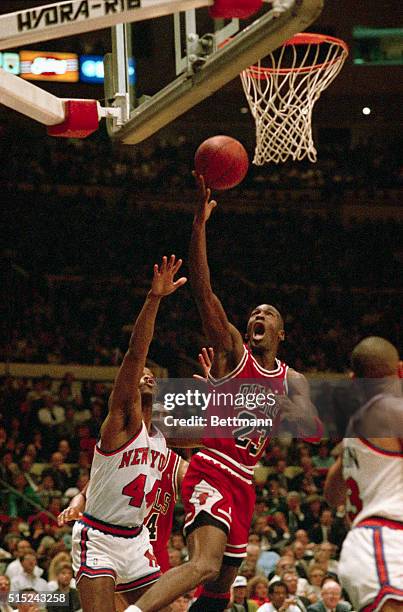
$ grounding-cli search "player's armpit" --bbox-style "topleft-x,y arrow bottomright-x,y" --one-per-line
100,390 -> 142,451
324,455 -> 347,507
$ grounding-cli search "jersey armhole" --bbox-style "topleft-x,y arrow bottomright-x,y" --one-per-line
96,422 -> 144,456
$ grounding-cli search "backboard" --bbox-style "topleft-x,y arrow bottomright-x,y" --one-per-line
0,0 -> 323,144
105,0 -> 324,144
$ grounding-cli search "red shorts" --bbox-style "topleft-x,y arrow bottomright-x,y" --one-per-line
181,450 -> 255,563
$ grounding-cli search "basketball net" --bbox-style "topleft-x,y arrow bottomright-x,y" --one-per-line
240,33 -> 348,164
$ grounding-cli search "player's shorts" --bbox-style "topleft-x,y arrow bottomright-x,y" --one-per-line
339,517 -> 403,611
71,513 -> 161,593
181,450 -> 255,566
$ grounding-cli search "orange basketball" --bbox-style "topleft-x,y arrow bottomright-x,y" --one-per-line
194,135 -> 249,190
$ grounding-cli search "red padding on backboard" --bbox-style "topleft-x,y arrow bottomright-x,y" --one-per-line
47,99 -> 99,139
209,0 -> 262,19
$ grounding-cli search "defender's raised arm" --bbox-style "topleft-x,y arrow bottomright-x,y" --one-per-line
101,255 -> 186,450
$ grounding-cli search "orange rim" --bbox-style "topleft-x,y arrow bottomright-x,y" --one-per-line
243,33 -> 349,78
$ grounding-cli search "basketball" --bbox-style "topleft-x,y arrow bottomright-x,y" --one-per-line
194,135 -> 249,190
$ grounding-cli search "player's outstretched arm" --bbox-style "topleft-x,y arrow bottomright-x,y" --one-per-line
103,256 -> 187,445
189,173 -> 244,371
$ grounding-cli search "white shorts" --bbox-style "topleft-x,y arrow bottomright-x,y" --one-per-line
339,518 -> 403,611
72,514 -> 161,593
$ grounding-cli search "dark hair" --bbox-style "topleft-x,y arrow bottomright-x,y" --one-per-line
269,580 -> 288,595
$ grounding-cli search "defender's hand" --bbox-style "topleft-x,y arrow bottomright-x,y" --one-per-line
57,507 -> 83,526
193,172 -> 217,223
193,347 -> 215,381
150,255 -> 187,297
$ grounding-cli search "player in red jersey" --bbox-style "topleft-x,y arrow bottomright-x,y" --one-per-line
130,176 -> 321,612
145,447 -> 188,573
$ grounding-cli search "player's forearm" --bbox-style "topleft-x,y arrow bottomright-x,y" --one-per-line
189,219 -> 213,296
69,491 -> 86,513
128,292 -> 162,358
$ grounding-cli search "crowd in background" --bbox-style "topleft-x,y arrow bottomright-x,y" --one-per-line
0,125 -> 401,194
1,205 -> 401,373
0,126 -> 401,610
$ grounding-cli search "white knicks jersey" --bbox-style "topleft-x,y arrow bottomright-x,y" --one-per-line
85,422 -> 167,527
343,437 -> 403,526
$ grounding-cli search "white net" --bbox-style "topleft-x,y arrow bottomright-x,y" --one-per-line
240,34 -> 348,165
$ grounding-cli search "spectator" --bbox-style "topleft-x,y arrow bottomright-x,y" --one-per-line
30,497 -> 61,534
46,564 -> 81,612
309,543 -> 338,577
307,580 -> 351,612
253,516 -> 276,550
291,541 -> 310,580
305,565 -> 325,604
14,588 -> 41,612
47,552 -> 73,588
228,575 -> 258,612
10,552 -> 49,593
257,580 -> 301,612
7,473 -> 41,520
303,496 -> 323,532
36,475 -> 62,509
308,510 -> 347,548
0,450 -> 17,485
285,493 -> 305,536
247,576 -> 270,607
266,479 -> 287,514
0,574 -> 14,612
41,453 -> 70,492
312,443 -> 334,471
273,460 -> 292,493
270,513 -> 292,549
57,440 -> 75,464
282,572 -> 311,612
19,455 -> 39,492
37,396 -> 65,431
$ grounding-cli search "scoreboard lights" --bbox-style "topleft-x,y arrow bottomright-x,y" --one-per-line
79,55 -> 135,84
1,51 -> 135,85
20,50 -> 79,82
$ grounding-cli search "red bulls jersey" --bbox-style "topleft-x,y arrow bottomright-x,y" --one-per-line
145,449 -> 181,572
200,345 -> 288,473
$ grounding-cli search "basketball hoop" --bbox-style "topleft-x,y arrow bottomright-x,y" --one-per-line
240,33 -> 348,164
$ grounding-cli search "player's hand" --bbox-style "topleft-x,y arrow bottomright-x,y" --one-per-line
57,507 -> 83,526
193,347 -> 214,381
150,255 -> 187,297
193,172 -> 217,223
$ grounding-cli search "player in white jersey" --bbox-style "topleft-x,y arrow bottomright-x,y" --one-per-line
324,337 -> 403,612
71,255 -> 187,612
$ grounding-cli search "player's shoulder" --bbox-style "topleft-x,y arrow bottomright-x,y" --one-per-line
365,394 -> 403,428
374,394 -> 403,411
286,368 -> 309,390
